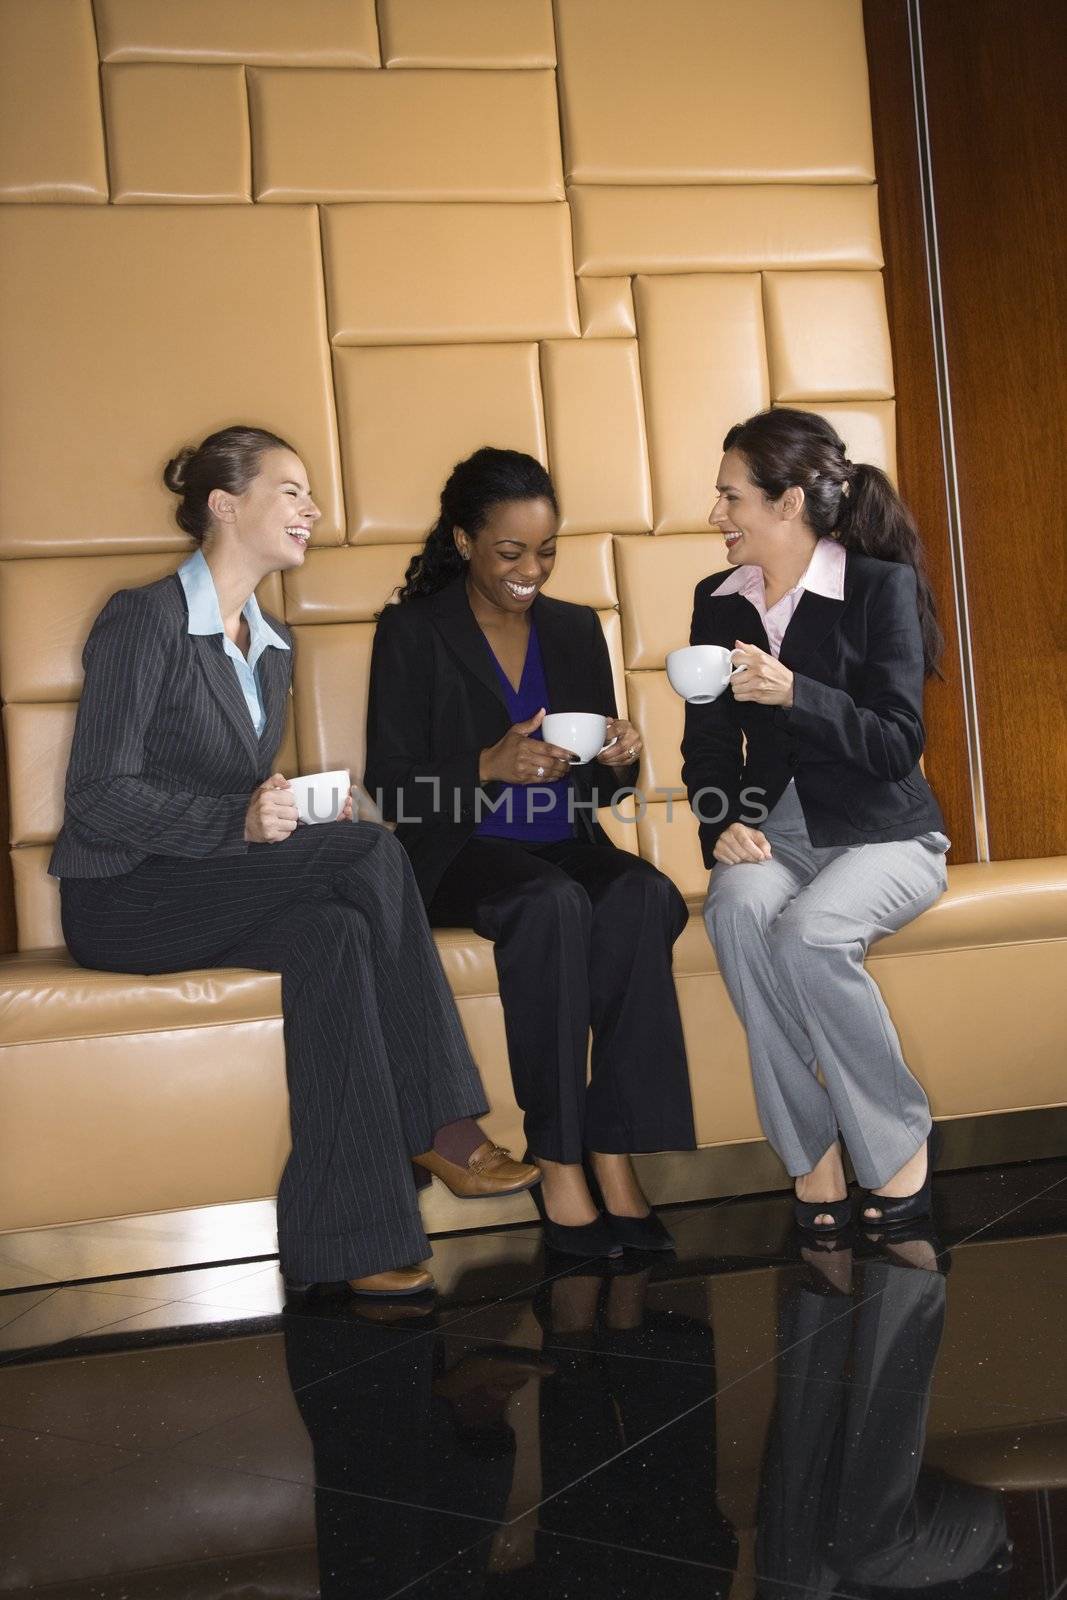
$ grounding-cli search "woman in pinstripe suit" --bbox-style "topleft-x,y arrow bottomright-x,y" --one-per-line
50,426 -> 536,1300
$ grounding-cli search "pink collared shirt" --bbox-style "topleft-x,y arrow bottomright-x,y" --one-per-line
714,537 -> 846,658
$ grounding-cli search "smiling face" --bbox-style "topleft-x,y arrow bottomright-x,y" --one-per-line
709,448 -> 789,566
457,496 -> 559,616
709,447 -> 813,569
212,447 -> 321,572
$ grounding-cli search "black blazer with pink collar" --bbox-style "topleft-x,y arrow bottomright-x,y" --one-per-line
681,551 -> 945,864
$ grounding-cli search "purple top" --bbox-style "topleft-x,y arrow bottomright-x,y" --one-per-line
475,620 -> 575,844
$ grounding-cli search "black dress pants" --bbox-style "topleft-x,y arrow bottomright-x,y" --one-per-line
285,1317 -> 515,1599
428,837 -> 695,1164
60,823 -> 488,1283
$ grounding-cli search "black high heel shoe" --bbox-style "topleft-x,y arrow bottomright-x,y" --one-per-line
793,1193 -> 854,1236
859,1126 -> 941,1229
792,1137 -> 853,1237
583,1156 -> 675,1253
603,1211 -> 675,1253
526,1155 -> 623,1260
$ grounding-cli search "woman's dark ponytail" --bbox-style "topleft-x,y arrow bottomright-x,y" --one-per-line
835,460 -> 944,676
396,447 -> 557,604
723,408 -> 944,677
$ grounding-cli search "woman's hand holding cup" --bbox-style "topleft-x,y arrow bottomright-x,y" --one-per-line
597,716 -> 642,767
729,641 -> 794,707
479,709 -> 574,785
244,773 -> 298,844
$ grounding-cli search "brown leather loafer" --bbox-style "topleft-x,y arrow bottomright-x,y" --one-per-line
347,1266 -> 435,1298
412,1142 -> 541,1199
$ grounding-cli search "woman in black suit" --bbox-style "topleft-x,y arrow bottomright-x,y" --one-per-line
365,448 -> 696,1257
683,409 -> 950,1236
51,426 -> 535,1301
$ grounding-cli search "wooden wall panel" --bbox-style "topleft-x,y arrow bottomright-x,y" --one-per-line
867,0 -> 1067,863
918,0 -> 1067,860
863,0 -> 976,861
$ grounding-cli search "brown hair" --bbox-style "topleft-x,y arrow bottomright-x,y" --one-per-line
723,408 -> 944,677
163,425 -> 295,543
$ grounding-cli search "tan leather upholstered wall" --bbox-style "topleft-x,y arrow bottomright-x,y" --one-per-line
0,0 -> 893,943
3,1 -> 1062,1238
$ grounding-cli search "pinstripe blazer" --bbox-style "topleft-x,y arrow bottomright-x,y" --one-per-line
49,573 -> 292,879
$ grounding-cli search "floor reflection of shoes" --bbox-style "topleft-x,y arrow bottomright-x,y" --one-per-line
434,1352 -> 556,1436
349,1299 -> 438,1326
799,1243 -> 853,1297
435,1352 -> 555,1402
860,1222 -> 950,1275
413,1143 -> 541,1198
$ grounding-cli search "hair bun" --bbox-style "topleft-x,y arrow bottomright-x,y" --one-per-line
163,446 -> 196,496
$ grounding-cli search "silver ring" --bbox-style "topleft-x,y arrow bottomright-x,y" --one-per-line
536,765 -> 545,779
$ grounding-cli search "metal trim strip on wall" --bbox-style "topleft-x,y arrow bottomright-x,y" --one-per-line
907,0 -> 990,862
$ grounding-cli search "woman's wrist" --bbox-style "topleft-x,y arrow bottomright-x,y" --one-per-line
478,748 -> 495,784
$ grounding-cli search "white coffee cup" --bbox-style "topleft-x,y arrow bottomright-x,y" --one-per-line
665,645 -> 745,704
541,712 -> 619,766
287,769 -> 351,824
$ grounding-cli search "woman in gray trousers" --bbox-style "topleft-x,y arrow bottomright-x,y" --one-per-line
682,408 -> 949,1235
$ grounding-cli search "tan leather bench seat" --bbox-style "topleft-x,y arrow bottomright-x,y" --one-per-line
676,855 -> 1067,974
5,858 -> 1065,1049
0,952 -> 283,1049
871,856 -> 1067,954
0,930 -> 512,1046
2,846 -> 1063,1237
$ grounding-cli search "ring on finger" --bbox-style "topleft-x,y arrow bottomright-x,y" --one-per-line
536,765 -> 545,779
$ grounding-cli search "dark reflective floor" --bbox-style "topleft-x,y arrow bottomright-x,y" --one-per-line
1,1158 -> 1065,1599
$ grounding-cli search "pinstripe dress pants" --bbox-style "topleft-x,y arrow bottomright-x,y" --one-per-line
60,822 -> 488,1283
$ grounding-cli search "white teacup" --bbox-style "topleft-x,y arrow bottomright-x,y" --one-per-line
666,645 -> 745,704
288,769 -> 351,824
541,712 -> 619,766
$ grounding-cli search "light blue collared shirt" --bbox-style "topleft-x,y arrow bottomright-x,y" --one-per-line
177,549 -> 290,736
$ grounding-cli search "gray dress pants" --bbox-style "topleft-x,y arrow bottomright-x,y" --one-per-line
704,782 -> 949,1189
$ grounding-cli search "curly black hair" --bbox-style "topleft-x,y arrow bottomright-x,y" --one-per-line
395,447 -> 558,603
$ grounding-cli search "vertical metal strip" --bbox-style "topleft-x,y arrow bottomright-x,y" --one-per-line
907,0 -> 990,861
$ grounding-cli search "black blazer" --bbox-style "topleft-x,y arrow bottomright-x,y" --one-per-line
681,551 -> 945,864
50,575 -> 292,878
364,577 -> 639,906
